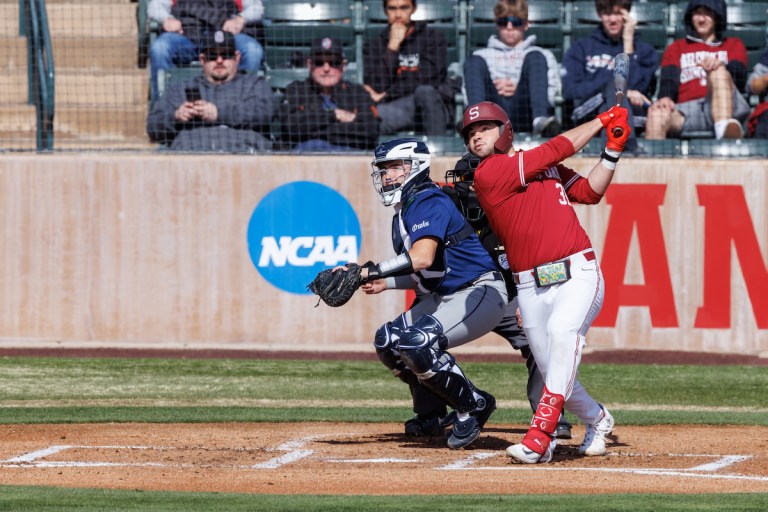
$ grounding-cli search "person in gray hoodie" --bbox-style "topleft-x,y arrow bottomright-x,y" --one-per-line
146,31 -> 274,153
463,0 -> 561,137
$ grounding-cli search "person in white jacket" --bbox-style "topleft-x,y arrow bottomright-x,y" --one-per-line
463,0 -> 561,136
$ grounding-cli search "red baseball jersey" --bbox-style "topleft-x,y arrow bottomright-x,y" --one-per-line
473,136 -> 603,272
661,38 -> 747,104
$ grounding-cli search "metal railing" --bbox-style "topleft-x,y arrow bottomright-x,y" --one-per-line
20,0 -> 55,151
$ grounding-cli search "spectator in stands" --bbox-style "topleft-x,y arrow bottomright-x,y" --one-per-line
148,0 -> 264,101
279,37 -> 379,152
562,0 -> 658,151
146,31 -> 274,153
362,0 -> 456,135
463,0 -> 561,137
645,0 -> 750,140
746,48 -> 768,139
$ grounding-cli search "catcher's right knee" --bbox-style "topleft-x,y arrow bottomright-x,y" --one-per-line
374,315 -> 416,384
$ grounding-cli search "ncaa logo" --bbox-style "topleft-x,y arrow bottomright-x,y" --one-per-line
247,182 -> 361,294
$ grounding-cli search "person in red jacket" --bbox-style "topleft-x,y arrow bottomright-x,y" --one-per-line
645,0 -> 750,140
460,100 -> 629,464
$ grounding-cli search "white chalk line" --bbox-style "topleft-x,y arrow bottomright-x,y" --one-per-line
1,436 -> 766,483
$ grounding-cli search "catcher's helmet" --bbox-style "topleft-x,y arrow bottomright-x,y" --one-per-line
460,101 -> 514,154
371,137 -> 431,206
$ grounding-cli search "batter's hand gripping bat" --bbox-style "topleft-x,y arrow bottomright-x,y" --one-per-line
611,53 -> 629,137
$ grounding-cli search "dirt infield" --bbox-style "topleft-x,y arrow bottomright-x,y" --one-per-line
1,422 -> 767,495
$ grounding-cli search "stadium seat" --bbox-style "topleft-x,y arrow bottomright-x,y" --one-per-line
723,3 -> 768,60
156,66 -> 202,99
570,1 -> 601,43
263,0 -> 356,71
687,139 -> 768,157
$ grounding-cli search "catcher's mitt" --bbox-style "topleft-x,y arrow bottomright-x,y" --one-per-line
307,263 -> 363,307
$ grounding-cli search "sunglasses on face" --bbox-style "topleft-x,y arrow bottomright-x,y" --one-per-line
496,16 -> 525,27
204,50 -> 236,61
312,57 -> 343,69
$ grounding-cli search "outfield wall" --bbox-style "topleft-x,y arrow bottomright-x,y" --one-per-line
0,154 -> 766,356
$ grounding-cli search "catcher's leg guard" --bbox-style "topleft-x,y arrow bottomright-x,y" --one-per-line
397,316 -> 478,414
375,315 -> 446,418
521,386 -> 564,455
374,315 -> 414,383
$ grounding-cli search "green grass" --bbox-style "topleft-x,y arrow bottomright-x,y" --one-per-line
0,487 -> 767,512
0,357 -> 766,425
1,356 -> 767,511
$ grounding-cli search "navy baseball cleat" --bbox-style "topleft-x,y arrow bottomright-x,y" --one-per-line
404,413 -> 445,437
555,421 -> 573,440
447,390 -> 496,449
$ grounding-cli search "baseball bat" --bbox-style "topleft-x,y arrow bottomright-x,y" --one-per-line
611,53 -> 629,137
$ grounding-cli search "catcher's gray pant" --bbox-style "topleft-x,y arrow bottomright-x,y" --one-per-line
375,272 -> 507,416
404,272 -> 508,348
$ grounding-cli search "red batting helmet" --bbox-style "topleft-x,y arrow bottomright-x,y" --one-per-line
460,101 -> 514,154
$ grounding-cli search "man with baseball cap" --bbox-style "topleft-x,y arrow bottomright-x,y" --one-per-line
147,30 -> 274,153
147,0 -> 265,101
279,37 -> 378,151
460,100 -> 629,463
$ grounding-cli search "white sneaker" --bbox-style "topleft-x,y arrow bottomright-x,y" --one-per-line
579,404 -> 614,456
506,438 -> 557,464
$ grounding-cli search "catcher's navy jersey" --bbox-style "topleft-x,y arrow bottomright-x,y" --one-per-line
392,185 -> 497,295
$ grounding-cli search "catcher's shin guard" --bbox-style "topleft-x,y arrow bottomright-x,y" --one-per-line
419,353 -> 479,414
374,316 -> 447,416
521,386 -> 564,455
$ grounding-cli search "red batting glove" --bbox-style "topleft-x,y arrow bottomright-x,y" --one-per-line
606,114 -> 631,153
596,105 -> 627,127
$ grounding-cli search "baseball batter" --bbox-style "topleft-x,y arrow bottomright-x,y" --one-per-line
443,154 -> 573,440
355,137 -> 508,449
461,101 -> 629,463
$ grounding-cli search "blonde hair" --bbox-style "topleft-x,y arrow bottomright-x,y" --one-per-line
494,0 -> 528,20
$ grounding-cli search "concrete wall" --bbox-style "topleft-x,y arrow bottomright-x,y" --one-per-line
0,153 -> 766,356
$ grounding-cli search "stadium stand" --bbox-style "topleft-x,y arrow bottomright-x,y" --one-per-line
47,0 -> 151,149
0,0 -> 36,149
263,0 -> 356,71
2,0 -> 767,156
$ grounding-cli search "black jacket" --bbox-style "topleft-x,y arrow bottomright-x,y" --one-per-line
362,21 -> 447,102
170,0 -> 240,46
279,78 -> 379,150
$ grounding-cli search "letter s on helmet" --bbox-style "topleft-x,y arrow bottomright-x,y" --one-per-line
460,101 -> 514,154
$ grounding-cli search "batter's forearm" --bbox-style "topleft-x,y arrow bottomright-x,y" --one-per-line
561,118 -> 604,153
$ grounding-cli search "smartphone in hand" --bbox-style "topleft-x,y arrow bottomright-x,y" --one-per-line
184,87 -> 202,102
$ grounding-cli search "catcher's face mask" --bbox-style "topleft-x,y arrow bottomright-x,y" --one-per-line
445,168 -> 485,224
371,159 -> 414,206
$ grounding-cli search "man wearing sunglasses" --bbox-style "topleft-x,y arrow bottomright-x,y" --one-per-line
147,0 -> 265,102
279,37 -> 378,152
147,30 -> 274,153
464,0 -> 562,137
362,0 -> 454,136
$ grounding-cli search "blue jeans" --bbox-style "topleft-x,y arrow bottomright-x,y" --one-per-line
463,51 -> 551,133
149,32 -> 264,100
292,139 -> 358,153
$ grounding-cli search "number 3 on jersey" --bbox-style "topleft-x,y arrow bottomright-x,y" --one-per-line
555,183 -> 571,205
